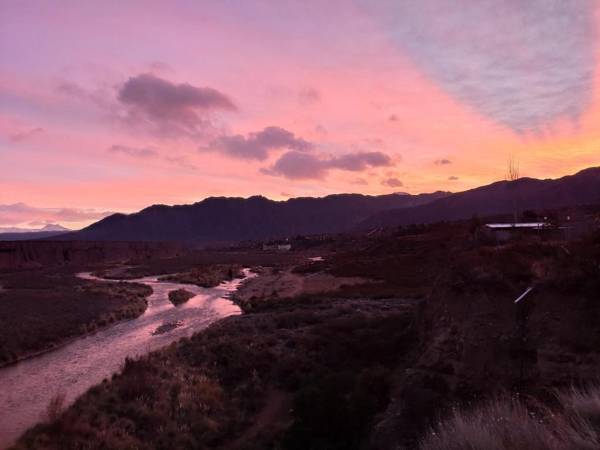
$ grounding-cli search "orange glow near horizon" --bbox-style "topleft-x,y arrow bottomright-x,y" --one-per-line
2,1 -> 600,229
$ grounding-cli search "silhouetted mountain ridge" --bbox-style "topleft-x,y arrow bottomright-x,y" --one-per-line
65,167 -> 600,243
360,166 -> 600,228
68,192 -> 450,243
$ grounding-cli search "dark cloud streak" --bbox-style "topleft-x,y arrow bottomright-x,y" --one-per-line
262,150 -> 393,180
208,126 -> 313,160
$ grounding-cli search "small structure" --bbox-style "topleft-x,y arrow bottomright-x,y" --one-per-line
483,222 -> 549,242
262,241 -> 292,251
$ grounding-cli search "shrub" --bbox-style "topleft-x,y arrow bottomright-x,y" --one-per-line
168,288 -> 195,306
46,392 -> 66,423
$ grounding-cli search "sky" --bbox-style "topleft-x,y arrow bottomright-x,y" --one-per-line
2,0 -> 600,228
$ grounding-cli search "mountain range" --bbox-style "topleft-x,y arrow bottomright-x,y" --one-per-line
58,166 -> 600,244
65,192 -> 449,243
361,166 -> 600,228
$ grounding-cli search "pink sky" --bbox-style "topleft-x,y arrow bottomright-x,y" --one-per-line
2,1 -> 600,228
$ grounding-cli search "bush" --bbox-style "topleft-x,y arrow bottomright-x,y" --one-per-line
46,392 -> 66,422
168,288 -> 195,306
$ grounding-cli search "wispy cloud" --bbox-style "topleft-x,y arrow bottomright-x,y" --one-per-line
298,86 -> 321,104
381,177 -> 403,188
0,203 -> 113,226
434,158 -> 452,166
108,144 -> 157,158
367,0 -> 598,133
8,127 -> 44,142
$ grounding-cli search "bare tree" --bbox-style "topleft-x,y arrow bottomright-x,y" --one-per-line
507,156 -> 520,182
507,156 -> 520,224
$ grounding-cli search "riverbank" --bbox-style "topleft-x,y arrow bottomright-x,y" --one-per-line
0,268 -> 152,367
0,268 -> 253,449
13,295 -> 417,450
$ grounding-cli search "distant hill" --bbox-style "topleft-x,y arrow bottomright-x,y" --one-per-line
65,192 -> 450,243
360,167 -> 600,229
59,167 -> 600,244
0,223 -> 69,234
0,224 -> 71,241
0,231 -> 70,241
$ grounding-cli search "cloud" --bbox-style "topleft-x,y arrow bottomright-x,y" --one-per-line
208,126 -> 313,160
262,152 -> 328,179
56,81 -> 112,109
0,203 -> 113,226
314,124 -> 328,135
352,177 -> 369,185
164,155 -> 199,171
381,177 -> 403,188
147,61 -> 173,74
117,73 -> 236,138
8,127 -> 44,142
434,158 -> 452,165
108,144 -> 157,158
388,114 -> 398,122
366,1 -> 598,133
448,175 -> 459,181
298,87 -> 321,104
262,150 -> 393,180
329,151 -> 392,171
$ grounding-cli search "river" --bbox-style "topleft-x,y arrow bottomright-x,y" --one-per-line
0,269 -> 254,448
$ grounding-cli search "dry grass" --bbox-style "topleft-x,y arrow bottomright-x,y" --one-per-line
420,388 -> 600,450
420,398 -> 562,450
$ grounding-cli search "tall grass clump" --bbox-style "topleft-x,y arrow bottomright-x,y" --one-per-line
420,397 -> 563,450
420,388 -> 600,450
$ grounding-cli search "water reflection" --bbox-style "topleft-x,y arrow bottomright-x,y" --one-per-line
0,269 -> 254,448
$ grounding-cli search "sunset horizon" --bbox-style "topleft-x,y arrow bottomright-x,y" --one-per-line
4,3 -> 600,449
3,1 -> 600,229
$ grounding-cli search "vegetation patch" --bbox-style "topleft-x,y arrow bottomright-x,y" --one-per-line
0,268 -> 152,366
168,289 -> 195,306
13,297 -> 416,450
160,264 -> 242,287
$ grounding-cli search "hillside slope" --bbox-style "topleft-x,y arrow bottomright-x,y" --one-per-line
361,167 -> 600,228
67,192 -> 449,243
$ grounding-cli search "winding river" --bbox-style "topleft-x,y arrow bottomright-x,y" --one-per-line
0,269 -> 254,448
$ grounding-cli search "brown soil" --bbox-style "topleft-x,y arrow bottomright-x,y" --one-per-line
233,267 -> 367,310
